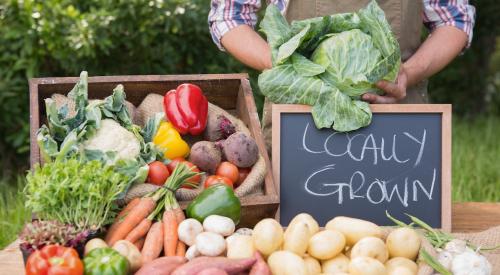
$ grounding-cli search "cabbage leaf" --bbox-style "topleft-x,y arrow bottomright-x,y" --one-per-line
258,0 -> 400,132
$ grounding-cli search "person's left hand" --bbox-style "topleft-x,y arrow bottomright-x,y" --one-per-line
361,66 -> 408,103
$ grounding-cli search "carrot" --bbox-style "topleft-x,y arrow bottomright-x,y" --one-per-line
106,197 -> 157,246
141,221 -> 164,264
134,237 -> 145,251
176,241 -> 186,257
174,207 -> 186,257
105,198 -> 140,243
125,218 -> 153,243
163,209 -> 178,256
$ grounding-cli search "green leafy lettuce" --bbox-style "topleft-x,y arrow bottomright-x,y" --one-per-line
258,0 -> 400,131
25,159 -> 129,231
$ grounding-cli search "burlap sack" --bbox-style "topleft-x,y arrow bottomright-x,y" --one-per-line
51,94 -> 136,122
124,94 -> 267,203
381,226 -> 500,274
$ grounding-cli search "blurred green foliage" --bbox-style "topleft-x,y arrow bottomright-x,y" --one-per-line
0,0 -> 498,173
0,0 -> 250,171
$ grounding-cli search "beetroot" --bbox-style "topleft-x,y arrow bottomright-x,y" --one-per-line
189,141 -> 222,174
204,114 -> 236,141
220,132 -> 258,168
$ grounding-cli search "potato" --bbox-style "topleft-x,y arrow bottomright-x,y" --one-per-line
385,257 -> 418,275
284,221 -> 310,256
325,217 -> 383,246
226,235 -> 255,259
252,218 -> 284,256
287,213 -> 320,236
322,253 -> 349,274
84,238 -> 108,256
113,240 -> 142,272
386,227 -> 421,260
349,257 -> 386,275
388,266 -> 414,275
303,255 -> 322,275
350,237 -> 388,263
267,250 -> 308,275
308,230 -> 346,260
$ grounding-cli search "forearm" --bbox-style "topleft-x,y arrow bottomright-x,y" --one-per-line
404,26 -> 468,87
221,25 -> 272,71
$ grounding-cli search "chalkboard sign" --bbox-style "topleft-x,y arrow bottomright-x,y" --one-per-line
272,104 -> 451,230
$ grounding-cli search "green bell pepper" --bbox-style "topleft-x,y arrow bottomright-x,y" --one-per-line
187,184 -> 241,224
83,248 -> 129,275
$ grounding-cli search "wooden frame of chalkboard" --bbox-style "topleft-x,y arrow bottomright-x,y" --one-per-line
272,104 -> 452,231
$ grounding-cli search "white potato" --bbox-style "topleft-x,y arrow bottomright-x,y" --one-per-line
178,218 -> 204,246
303,255 -> 322,275
185,245 -> 201,260
350,237 -> 389,263
112,240 -> 142,272
268,250 -> 308,275
84,238 -> 108,256
287,213 -> 319,236
284,221 -> 311,256
325,217 -> 383,246
308,230 -> 346,260
226,235 -> 255,259
388,266 -> 414,275
203,215 -> 235,237
386,227 -> 421,260
385,257 -> 418,275
322,253 -> 350,274
252,218 -> 284,256
196,232 -> 226,256
349,256 -> 387,275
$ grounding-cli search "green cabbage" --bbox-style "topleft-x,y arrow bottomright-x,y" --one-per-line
258,0 -> 400,131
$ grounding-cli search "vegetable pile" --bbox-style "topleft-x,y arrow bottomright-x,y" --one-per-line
21,70 -> 274,275
258,0 -> 400,132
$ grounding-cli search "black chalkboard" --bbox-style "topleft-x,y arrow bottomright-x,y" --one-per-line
274,105 -> 451,228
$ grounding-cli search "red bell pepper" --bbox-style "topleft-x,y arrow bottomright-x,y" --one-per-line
26,244 -> 83,275
163,83 -> 208,136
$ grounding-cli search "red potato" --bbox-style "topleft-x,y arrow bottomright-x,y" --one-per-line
197,268 -> 229,275
249,252 -> 271,275
171,257 -> 256,275
135,256 -> 187,275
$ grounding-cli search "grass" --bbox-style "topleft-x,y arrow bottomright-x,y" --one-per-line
452,115 -> 500,202
0,177 -> 30,249
0,116 -> 498,249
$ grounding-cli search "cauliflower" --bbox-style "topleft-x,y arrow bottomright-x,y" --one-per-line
83,119 -> 140,160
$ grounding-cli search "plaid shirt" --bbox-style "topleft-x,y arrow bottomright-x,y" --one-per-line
208,0 -> 475,51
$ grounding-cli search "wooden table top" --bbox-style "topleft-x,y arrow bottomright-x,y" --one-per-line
2,202 -> 499,274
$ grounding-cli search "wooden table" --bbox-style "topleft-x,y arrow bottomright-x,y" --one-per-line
2,202 -> 500,274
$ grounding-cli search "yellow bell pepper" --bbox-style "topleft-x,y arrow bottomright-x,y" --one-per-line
153,121 -> 190,159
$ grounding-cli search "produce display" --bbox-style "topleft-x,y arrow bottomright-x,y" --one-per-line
20,71 -> 270,274
258,0 -> 400,132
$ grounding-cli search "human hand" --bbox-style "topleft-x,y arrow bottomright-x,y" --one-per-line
361,66 -> 408,103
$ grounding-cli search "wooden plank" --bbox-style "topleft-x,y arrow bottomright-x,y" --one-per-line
271,104 -> 452,231
452,202 -> 500,233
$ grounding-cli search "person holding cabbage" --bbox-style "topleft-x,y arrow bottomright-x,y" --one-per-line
208,0 -> 475,150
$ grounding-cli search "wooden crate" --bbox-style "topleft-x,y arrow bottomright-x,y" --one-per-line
29,73 -> 279,227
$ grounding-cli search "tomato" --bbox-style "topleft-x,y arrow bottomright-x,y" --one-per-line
182,161 -> 201,189
167,157 -> 185,173
147,161 -> 170,186
204,175 -> 233,189
26,245 -> 83,275
216,162 -> 239,183
236,167 -> 251,187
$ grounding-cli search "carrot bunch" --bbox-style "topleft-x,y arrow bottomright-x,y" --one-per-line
104,163 -> 201,263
